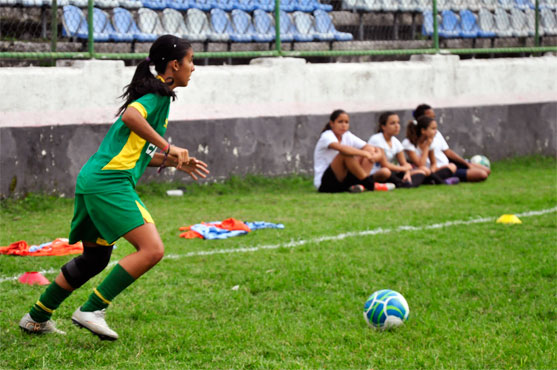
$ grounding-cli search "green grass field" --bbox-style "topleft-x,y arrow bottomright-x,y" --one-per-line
1,156 -> 556,369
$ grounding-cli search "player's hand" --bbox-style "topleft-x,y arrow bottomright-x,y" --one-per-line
402,163 -> 413,172
169,145 -> 189,170
430,165 -> 438,174
177,157 -> 210,181
371,147 -> 383,162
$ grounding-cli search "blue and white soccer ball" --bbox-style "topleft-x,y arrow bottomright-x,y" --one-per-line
470,155 -> 491,169
363,289 -> 409,330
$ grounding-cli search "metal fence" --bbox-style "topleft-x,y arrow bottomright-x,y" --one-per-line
1,0 -> 556,64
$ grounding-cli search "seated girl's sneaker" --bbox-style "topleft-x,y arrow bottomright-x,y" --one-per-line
374,182 -> 396,191
348,184 -> 366,193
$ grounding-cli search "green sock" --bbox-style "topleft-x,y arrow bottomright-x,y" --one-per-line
29,281 -> 72,322
81,264 -> 135,312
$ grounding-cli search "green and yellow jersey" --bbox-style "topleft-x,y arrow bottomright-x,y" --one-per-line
76,92 -> 170,194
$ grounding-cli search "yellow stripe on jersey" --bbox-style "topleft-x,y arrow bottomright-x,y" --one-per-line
164,118 -> 168,128
95,238 -> 115,247
135,200 -> 154,224
102,132 -> 146,171
128,102 -> 147,118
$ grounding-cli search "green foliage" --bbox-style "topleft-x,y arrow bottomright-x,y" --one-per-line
0,156 -> 556,369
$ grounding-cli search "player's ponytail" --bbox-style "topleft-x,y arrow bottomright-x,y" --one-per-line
406,116 -> 434,146
377,111 -> 396,133
321,109 -> 347,133
116,35 -> 192,116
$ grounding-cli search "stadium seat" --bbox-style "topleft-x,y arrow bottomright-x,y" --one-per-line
96,0 -> 119,8
540,0 -> 557,10
360,0 -> 382,11
280,0 -> 297,12
449,0 -> 467,11
439,9 -> 461,37
229,9 -> 255,41
69,0 -> 87,7
540,8 -> 557,35
112,7 -> 157,41
138,8 -> 166,36
493,8 -> 514,36
436,0 -> 450,10
400,0 -> 420,12
142,0 -> 166,10
255,0 -> 274,12
497,0 -> 514,10
62,5 -> 111,41
191,0 -> 213,11
119,0 -> 142,9
167,0 -> 193,11
477,8 -> 497,36
209,8 -> 234,41
296,0 -> 316,12
94,8 -> 134,41
477,0 -> 497,10
509,8 -> 529,36
415,0 -> 433,12
422,10 -> 434,36
514,0 -> 534,10
184,8 -> 222,41
250,9 -> 276,41
280,10 -> 312,40
313,9 -> 353,40
236,0 -> 257,11
162,8 -> 193,39
313,0 -> 333,12
380,0 -> 399,12
213,0 -> 235,11
459,9 -> 479,37
293,11 -> 321,40
524,8 -> 543,35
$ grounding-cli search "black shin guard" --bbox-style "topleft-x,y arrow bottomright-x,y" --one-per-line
358,176 -> 376,191
408,173 -> 426,188
386,174 -> 403,188
61,245 -> 113,289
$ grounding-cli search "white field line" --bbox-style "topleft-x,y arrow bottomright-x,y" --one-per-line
1,207 -> 555,285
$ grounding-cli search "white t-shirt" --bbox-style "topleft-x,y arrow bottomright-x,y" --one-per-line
368,132 -> 403,175
402,131 -> 450,168
313,130 -> 367,188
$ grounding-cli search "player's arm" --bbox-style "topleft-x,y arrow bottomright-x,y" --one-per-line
150,153 -> 209,180
429,150 -> 437,173
444,149 -> 470,168
328,142 -> 373,161
123,106 -> 189,169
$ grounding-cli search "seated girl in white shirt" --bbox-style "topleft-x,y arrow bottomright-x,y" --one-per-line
402,115 -> 458,184
368,112 -> 427,188
313,109 -> 395,193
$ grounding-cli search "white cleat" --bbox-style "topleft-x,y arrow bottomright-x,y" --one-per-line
71,307 -> 119,341
19,313 -> 66,335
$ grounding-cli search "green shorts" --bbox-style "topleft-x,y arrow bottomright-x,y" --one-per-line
69,190 -> 154,245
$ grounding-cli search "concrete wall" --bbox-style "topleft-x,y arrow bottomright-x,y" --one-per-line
1,55 -> 556,196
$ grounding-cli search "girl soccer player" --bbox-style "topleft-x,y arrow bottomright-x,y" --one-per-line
402,115 -> 457,184
19,35 -> 209,340
413,104 -> 490,182
313,109 -> 394,193
368,112 -> 427,188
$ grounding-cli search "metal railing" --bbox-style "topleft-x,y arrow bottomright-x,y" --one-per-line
0,0 -> 556,62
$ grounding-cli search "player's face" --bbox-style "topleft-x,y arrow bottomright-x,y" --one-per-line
424,108 -> 436,119
330,113 -> 350,137
175,48 -> 195,87
383,114 -> 400,136
423,120 -> 438,139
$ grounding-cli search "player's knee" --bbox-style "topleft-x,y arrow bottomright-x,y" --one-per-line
448,163 -> 457,173
145,243 -> 165,266
61,245 -> 113,289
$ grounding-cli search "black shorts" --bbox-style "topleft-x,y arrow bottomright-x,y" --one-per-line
318,166 -> 360,193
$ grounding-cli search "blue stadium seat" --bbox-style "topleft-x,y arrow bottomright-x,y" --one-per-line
167,0 -> 193,11
292,11 -> 316,40
459,9 -> 479,38
236,0 -> 257,12
280,0 -> 297,12
210,8 -> 234,41
255,0 -> 274,12
313,9 -> 353,40
514,0 -> 534,10
191,0 -> 214,11
439,10 -> 461,38
313,0 -> 333,11
214,0 -> 236,11
422,10 -> 434,36
230,9 -> 255,41
280,10 -> 312,41
138,7 -> 166,35
142,0 -> 166,10
253,9 -> 276,40
295,0 -> 316,12
62,5 -> 110,41
94,7 -> 134,41
112,7 -> 157,41
477,8 -> 497,37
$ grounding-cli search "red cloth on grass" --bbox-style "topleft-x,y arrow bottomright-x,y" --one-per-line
0,239 -> 83,256
179,217 -> 251,239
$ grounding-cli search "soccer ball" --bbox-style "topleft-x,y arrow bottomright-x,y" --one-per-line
363,289 -> 409,330
470,155 -> 491,169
